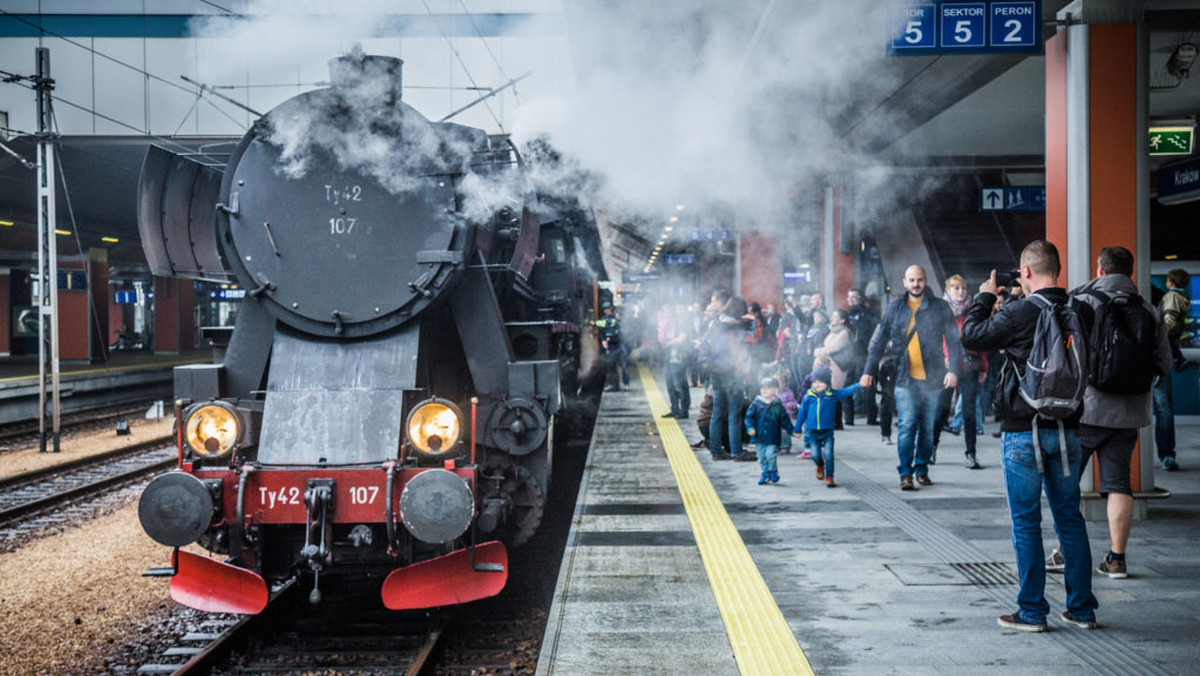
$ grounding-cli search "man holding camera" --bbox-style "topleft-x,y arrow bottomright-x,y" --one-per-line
960,240 -> 1098,632
861,265 -> 960,490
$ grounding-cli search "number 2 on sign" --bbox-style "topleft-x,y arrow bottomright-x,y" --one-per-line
1003,19 -> 1022,42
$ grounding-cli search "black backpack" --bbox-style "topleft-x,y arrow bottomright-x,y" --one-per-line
1081,289 -> 1158,394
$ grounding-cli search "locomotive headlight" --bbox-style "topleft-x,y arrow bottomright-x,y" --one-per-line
184,402 -> 242,458
406,399 -> 462,454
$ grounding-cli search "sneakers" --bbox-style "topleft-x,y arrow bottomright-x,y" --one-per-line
997,613 -> 1048,633
964,453 -> 981,469
1045,548 -> 1065,573
758,475 -> 769,485
1097,555 -> 1128,579
915,474 -> 932,486
798,450 -> 813,459
711,452 -> 731,461
1061,610 -> 1097,629
661,412 -> 677,418
734,453 -> 757,462
825,476 -> 837,488
900,475 -> 915,490
1163,456 -> 1181,472
815,464 -> 825,480
769,471 -> 780,484
942,425 -> 961,436
882,436 -> 893,445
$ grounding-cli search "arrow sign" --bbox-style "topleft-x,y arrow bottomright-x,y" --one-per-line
980,188 -> 1003,211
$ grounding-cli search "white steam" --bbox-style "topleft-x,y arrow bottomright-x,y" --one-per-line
511,0 -> 898,229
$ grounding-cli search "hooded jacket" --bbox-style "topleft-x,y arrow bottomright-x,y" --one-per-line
796,383 -> 861,433
1071,274 -> 1172,429
744,396 -> 793,445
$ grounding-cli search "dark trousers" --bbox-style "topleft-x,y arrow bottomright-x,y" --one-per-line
878,378 -> 896,439
709,372 -> 745,457
666,361 -> 690,417
960,362 -> 982,455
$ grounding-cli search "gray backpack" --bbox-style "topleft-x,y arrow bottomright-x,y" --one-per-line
1017,294 -> 1088,474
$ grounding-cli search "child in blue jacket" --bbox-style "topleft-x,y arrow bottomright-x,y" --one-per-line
745,376 -> 793,485
794,365 -> 860,487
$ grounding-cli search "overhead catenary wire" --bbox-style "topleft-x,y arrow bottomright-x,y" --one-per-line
455,0 -> 521,104
418,0 -> 506,132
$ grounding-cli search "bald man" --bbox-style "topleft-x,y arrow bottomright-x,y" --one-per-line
861,265 -> 961,490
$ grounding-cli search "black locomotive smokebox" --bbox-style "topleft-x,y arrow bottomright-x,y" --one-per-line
138,472 -> 214,547
217,88 -> 472,338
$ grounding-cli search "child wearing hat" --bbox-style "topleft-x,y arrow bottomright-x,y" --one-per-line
745,376 -> 793,485
794,364 -> 861,487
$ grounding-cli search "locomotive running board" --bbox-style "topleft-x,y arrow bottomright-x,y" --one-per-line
381,541 -> 508,610
170,550 -> 270,615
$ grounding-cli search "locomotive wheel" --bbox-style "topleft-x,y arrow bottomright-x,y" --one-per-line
481,457 -> 546,548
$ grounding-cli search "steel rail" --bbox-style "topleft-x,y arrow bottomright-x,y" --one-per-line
0,435 -> 172,491
0,450 -> 174,523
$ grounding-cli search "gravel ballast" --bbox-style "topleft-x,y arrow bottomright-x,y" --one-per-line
0,502 -> 175,675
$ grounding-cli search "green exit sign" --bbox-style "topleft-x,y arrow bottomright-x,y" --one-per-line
1149,126 -> 1194,156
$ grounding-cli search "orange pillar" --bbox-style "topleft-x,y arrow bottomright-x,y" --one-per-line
154,277 -> 195,354
739,232 -> 781,307
1045,17 -> 1151,503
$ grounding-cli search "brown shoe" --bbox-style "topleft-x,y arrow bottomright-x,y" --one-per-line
816,464 -> 825,480
900,475 -> 915,490
916,474 -> 932,486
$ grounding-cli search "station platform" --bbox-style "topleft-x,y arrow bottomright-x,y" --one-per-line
0,350 -> 211,424
537,366 -> 1200,676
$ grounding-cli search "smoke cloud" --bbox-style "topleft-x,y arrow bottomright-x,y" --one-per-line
187,2 -> 915,240
511,0 -> 901,231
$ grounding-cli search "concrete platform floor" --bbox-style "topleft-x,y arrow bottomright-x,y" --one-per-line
538,369 -> 1199,676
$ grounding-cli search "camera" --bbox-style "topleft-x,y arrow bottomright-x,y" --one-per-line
994,269 -> 1019,288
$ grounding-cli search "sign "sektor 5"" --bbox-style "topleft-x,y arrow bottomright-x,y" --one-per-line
889,1 -> 1041,55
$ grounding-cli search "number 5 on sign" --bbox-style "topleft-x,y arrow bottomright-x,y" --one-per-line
891,4 -> 936,50
940,3 -> 986,48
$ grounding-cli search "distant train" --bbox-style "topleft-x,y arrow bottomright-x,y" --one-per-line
135,51 -> 603,613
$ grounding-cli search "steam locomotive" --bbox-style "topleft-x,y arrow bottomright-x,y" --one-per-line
135,52 -> 602,614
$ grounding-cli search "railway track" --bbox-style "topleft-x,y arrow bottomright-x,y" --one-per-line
139,580 -> 445,676
0,400 -> 166,451
0,438 -> 175,543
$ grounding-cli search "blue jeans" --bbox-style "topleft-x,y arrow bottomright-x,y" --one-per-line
894,381 -> 942,477
1153,371 -> 1175,460
709,372 -> 744,457
807,429 -> 835,478
757,443 -> 779,476
1001,429 -> 1098,624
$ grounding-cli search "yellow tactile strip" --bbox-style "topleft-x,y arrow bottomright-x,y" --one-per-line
638,365 -> 814,676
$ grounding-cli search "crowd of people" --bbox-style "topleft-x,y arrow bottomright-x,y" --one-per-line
614,239 -> 1192,634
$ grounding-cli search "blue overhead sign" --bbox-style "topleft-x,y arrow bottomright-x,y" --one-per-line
980,186 -> 1046,212
1158,156 -> 1200,206
892,4 -> 937,50
889,1 -> 1041,55
664,253 -> 695,265
941,3 -> 986,49
687,228 -> 732,242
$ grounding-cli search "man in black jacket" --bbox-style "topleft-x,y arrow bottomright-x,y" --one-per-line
861,265 -> 960,490
960,240 -> 1098,633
